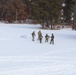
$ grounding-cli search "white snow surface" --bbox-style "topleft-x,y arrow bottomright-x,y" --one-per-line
0,23 -> 76,75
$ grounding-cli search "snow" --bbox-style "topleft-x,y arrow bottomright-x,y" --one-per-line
0,23 -> 76,75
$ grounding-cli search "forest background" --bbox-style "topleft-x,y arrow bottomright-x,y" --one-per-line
0,0 -> 76,29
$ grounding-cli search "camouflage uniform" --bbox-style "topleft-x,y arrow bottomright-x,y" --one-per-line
38,31 -> 41,40
45,34 -> 49,42
31,31 -> 35,41
39,33 -> 43,43
50,34 -> 54,44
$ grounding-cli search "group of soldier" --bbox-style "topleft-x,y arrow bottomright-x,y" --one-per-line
31,30 -> 54,44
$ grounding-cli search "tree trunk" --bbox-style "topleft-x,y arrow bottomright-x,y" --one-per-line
45,19 -> 49,28
50,19 -> 53,29
41,22 -> 45,28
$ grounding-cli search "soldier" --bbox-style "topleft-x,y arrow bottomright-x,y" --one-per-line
31,31 -> 35,41
50,33 -> 54,44
38,30 -> 41,40
39,32 -> 43,43
45,34 -> 49,42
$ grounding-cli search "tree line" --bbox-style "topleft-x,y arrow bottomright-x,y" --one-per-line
0,0 -> 28,23
0,0 -> 76,28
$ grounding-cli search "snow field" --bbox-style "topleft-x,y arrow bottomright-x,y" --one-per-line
0,24 -> 76,75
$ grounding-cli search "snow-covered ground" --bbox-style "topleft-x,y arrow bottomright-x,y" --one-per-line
0,23 -> 76,75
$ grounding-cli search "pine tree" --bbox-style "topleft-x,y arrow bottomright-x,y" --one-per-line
29,0 -> 61,29
63,0 -> 75,25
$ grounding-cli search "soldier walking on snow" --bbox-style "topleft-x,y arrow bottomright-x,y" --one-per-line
31,31 -> 35,41
39,32 -> 43,43
50,33 -> 54,44
38,30 -> 41,40
45,34 -> 49,42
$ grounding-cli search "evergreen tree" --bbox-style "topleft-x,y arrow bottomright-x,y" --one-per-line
73,0 -> 76,24
63,0 -> 75,25
29,0 -> 61,29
